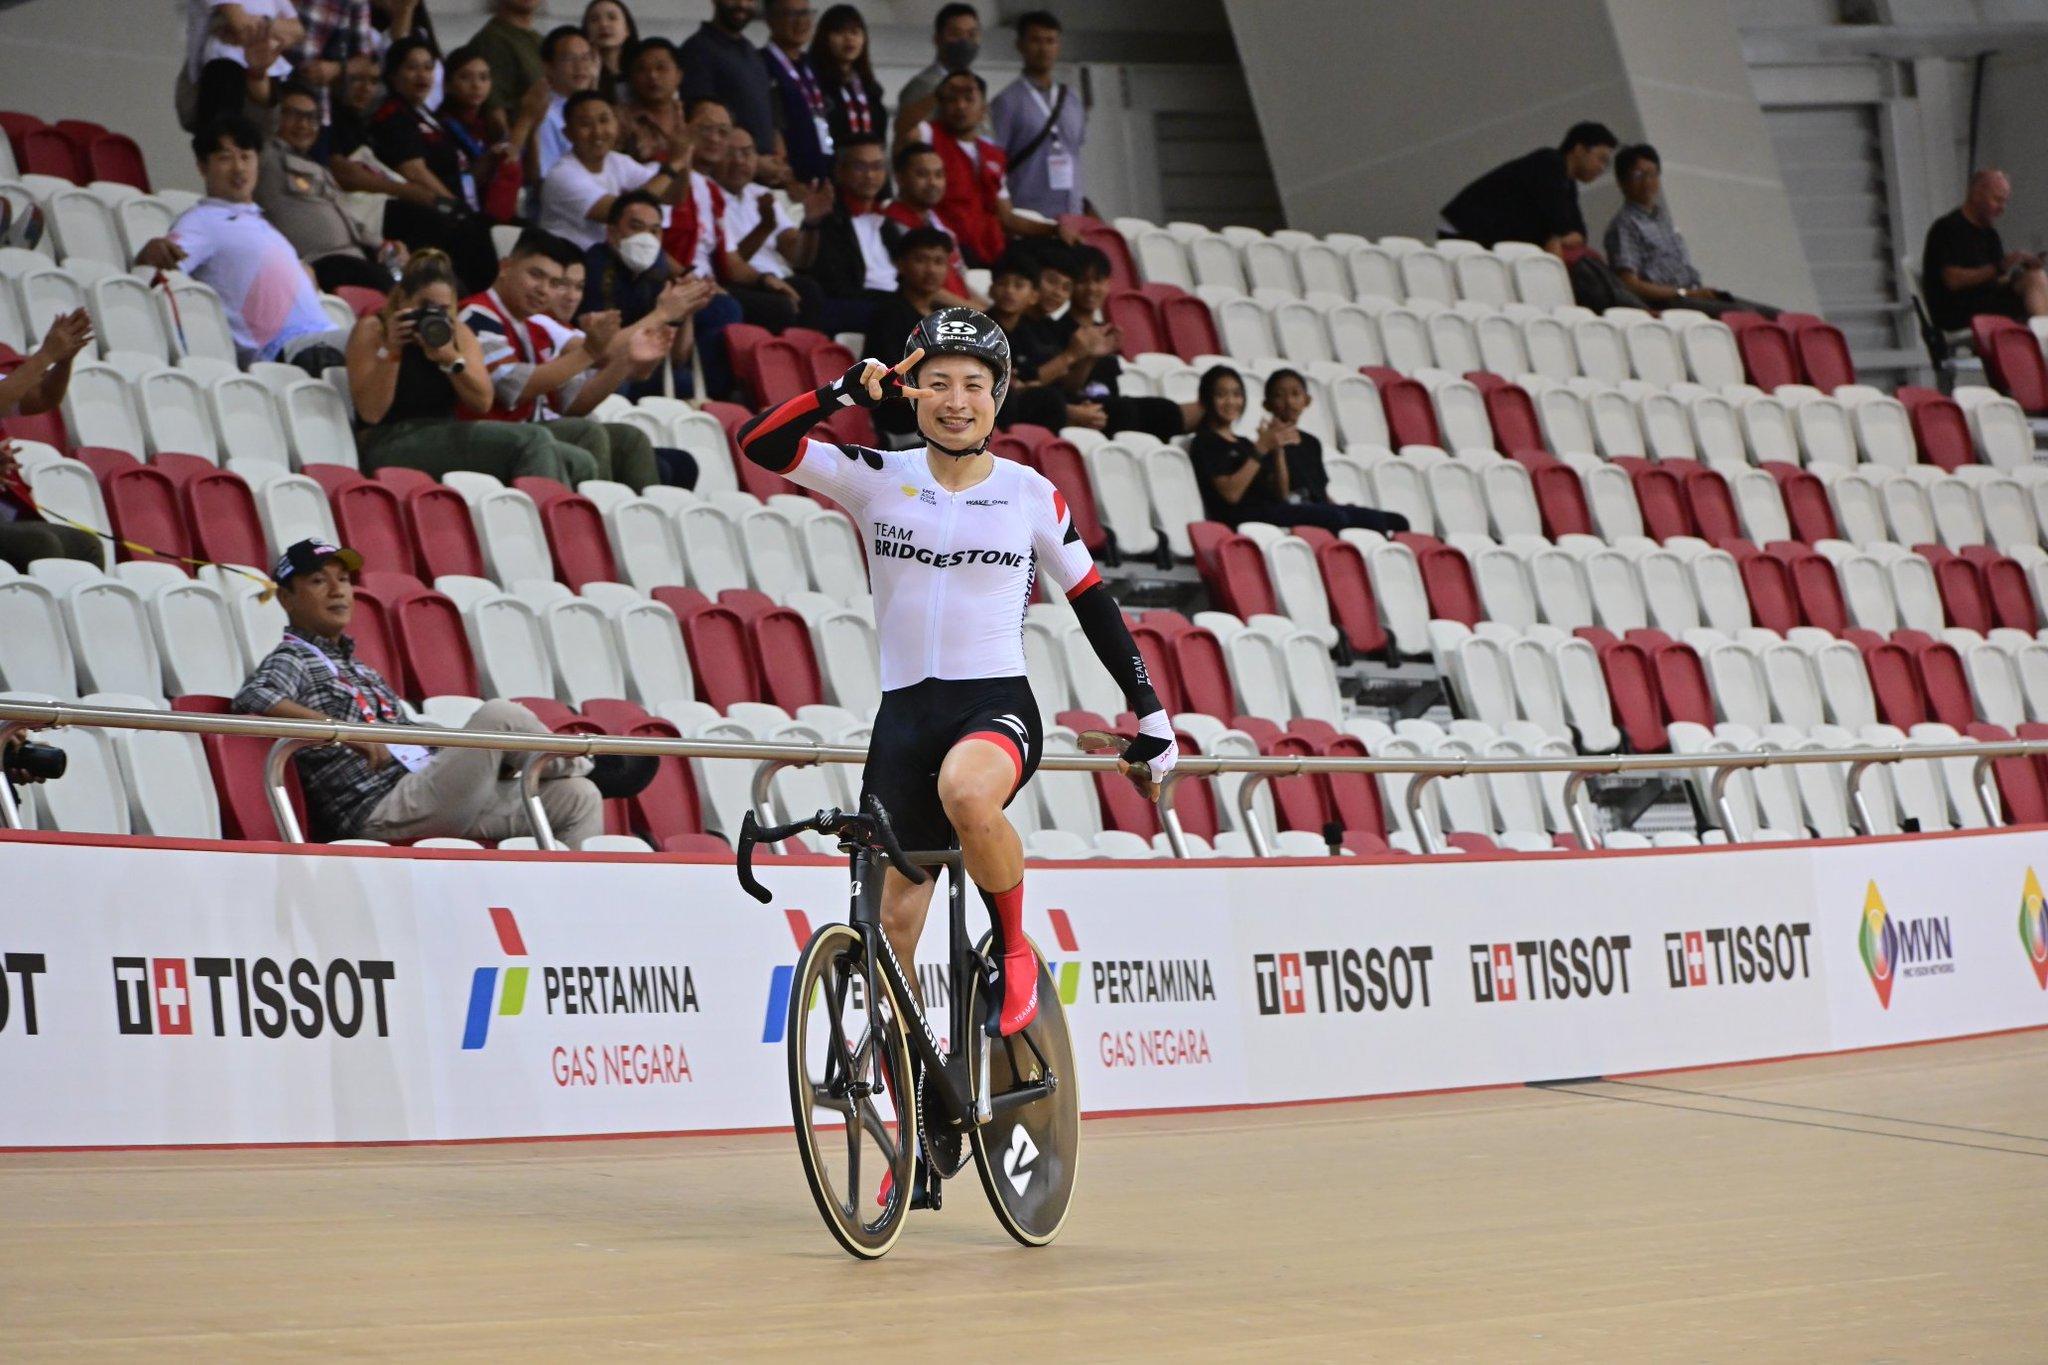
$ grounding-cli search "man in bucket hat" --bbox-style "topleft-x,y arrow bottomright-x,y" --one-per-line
232,539 -> 652,845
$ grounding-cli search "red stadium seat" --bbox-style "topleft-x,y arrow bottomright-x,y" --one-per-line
1165,726 -> 1219,842
304,463 -> 368,500
1230,715 -> 1283,751
183,469 -> 268,572
1735,320 -> 1801,390
69,446 -> 136,488
333,285 -> 387,318
1320,735 -> 1386,840
405,486 -> 487,581
1372,375 -> 1442,448
748,608 -> 823,712
1170,627 -> 1234,719
1137,282 -> 1187,305
1531,462 -> 1593,537
1445,833 -> 1497,854
722,323 -> 774,398
0,111 -> 45,166
805,341 -> 856,389
174,694 -> 307,841
652,585 -> 710,620
1765,465 -> 1839,542
1598,641 -> 1666,751
1905,393 -> 1975,470
1790,319 -> 1855,391
1104,290 -> 1164,357
1480,381 -> 1546,457
753,338 -> 812,407
1861,642 -> 1928,728
103,465 -> 190,567
393,588 -> 478,698
86,133 -> 150,192
1187,520 -> 1233,587
1650,642 -> 1714,728
1682,467 -> 1741,544
664,833 -> 729,855
1130,625 -> 1183,716
333,480 -> 415,577
989,433 -> 1034,469
1037,441 -> 1108,554
1932,556 -> 1993,633
3,406 -> 70,451
1911,639 -> 1974,730
1266,734 -> 1329,833
680,604 -> 762,710
1315,540 -> 1388,655
1211,534 -> 1280,618
343,579 -> 411,697
512,474 -> 574,506
819,403 -> 877,449
1986,326 -> 2048,415
1160,295 -> 1220,361
1970,723 -> 2048,824
716,587 -> 775,622
1788,551 -> 1848,632
1737,552 -> 1799,634
537,493 -> 617,589
1629,464 -> 1692,541
1417,544 -> 1480,625
21,127 -> 85,182
1982,556 -> 2038,631
372,465 -> 436,494
622,718 -> 705,842
1077,221 -> 1138,291
51,119 -> 107,157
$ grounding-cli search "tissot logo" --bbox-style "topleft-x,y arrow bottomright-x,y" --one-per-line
1252,946 -> 1435,1015
1662,923 -> 1813,989
113,955 -> 397,1038
1469,936 -> 1633,1003
0,952 -> 47,1035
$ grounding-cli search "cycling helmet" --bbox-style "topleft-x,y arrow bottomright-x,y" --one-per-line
902,306 -> 1011,412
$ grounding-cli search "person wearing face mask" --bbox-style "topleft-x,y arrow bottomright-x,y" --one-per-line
734,313 -> 1177,1178
581,191 -> 733,400
894,2 -> 989,146
680,0 -> 782,181
540,90 -> 696,252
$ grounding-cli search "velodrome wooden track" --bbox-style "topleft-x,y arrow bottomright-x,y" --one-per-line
7,1031 -> 2046,1359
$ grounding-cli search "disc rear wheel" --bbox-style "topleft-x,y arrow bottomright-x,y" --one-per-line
786,924 -> 917,1260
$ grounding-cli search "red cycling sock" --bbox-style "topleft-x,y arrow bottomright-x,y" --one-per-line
985,878 -> 1037,1035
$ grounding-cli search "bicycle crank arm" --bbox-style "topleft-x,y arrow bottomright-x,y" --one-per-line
975,1030 -> 992,1124
987,1075 -> 1057,1119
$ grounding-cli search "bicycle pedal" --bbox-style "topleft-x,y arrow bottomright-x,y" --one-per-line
913,1173 -> 942,1211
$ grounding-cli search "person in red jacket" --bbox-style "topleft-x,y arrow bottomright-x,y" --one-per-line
880,140 -> 988,307
0,310 -> 102,571
902,69 -> 1072,267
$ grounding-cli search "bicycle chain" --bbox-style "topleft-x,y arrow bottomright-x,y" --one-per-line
872,929 -> 969,1180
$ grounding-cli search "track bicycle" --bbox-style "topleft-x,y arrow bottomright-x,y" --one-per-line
737,796 -> 1079,1260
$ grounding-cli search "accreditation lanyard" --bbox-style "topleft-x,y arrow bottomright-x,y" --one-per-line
769,46 -> 834,156
839,79 -> 872,134
285,632 -> 400,725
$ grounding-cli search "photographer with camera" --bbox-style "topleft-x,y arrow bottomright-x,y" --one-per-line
349,249 -> 596,483
2,731 -> 67,809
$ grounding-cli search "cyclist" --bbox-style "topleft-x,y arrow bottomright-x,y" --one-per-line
736,307 -> 1176,1040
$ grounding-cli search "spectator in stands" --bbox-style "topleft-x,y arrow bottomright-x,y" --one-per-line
810,4 -> 886,156
984,252 -> 1105,432
990,10 -> 1084,221
327,51 -> 385,158
761,0 -> 834,185
1033,242 -> 1073,321
369,37 -> 502,292
1261,369 -> 1346,507
883,142 -> 988,308
181,0 -> 300,130
910,70 -> 1074,267
232,538 -> 644,847
373,0 -> 438,48
1440,121 -> 1617,254
534,24 -> 603,181
348,249 -> 592,482
523,260 -> 677,488
460,228 -> 667,487
288,0 -> 376,127
1603,144 -> 1779,319
797,132 -> 897,336
579,191 -> 723,399
1190,366 -> 1406,534
716,126 -> 834,330
258,83 -> 405,294
1923,168 -> 2048,332
540,90 -> 693,252
618,37 -> 691,164
859,227 -> 958,437
544,252 -> 700,487
895,2 -> 988,145
1052,244 -> 1190,440
436,44 -> 544,224
681,0 -> 780,181
0,312 -> 99,569
136,116 -> 353,371
467,0 -> 545,118
582,0 -> 640,103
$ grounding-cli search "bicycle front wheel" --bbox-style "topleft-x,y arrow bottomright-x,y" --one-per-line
787,923 -> 917,1260
966,936 -> 1080,1247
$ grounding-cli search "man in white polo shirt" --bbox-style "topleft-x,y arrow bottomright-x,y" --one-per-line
137,114 -> 353,371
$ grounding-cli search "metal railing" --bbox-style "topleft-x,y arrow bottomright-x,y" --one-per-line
0,699 -> 2029,857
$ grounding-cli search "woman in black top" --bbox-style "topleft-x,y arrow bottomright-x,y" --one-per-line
810,6 -> 888,154
1187,365 -> 1407,534
347,250 -> 591,483
369,37 -> 499,292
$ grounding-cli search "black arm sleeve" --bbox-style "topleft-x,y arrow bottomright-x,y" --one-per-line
1069,580 -> 1163,717
735,360 -> 900,472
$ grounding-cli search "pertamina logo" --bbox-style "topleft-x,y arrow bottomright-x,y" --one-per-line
0,952 -> 47,1035
1044,908 -> 1217,1071
1251,944 -> 1435,1015
112,953 -> 395,1038
761,909 -> 957,1048
2019,868 -> 2048,991
1662,923 -> 1813,989
1469,935 -> 1633,1004
462,907 -> 699,1087
1858,881 -> 1955,1009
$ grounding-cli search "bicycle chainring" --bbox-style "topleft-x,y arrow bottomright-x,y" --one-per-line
918,1067 -> 970,1179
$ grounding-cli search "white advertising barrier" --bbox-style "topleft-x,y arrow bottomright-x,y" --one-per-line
3,829 -> 2048,1147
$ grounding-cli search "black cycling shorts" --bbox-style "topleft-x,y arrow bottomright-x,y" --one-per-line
861,675 -> 1043,853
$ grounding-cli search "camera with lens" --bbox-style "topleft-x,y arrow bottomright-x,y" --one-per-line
3,739 -> 66,784
404,305 -> 455,350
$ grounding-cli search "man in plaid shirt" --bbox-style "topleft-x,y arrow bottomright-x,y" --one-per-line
232,539 -> 647,845
290,0 -> 378,125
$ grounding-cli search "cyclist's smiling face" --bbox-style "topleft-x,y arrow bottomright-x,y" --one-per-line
915,354 -> 997,449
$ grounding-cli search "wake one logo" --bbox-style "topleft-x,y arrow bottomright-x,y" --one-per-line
114,955 -> 394,1038
0,953 -> 46,1035
463,907 -> 698,1086
1470,936 -> 1633,1004
1858,881 -> 1954,1009
1252,946 -> 1435,1015
1662,923 -> 1814,989
2020,868 -> 2048,991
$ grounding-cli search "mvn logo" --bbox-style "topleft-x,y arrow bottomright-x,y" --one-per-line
1859,881 -> 1955,1010
462,907 -> 529,1049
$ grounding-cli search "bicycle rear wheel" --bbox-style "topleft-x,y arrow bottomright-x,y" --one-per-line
966,936 -> 1079,1247
787,923 -> 917,1260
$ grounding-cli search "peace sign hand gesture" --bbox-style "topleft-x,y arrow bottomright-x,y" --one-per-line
837,347 -> 936,408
